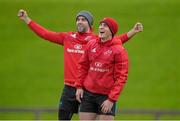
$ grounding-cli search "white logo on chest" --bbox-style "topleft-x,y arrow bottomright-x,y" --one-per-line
104,50 -> 112,55
70,34 -> 76,38
85,36 -> 92,41
91,48 -> 96,53
95,62 -> 102,67
74,44 -> 82,50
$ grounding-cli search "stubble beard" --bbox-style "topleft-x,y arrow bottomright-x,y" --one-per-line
77,24 -> 87,33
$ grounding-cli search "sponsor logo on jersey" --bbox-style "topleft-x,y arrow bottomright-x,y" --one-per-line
90,67 -> 109,72
89,62 -> 109,72
95,62 -> 102,67
74,44 -> 82,50
67,48 -> 84,54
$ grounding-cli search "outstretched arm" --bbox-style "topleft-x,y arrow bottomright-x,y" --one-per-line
127,22 -> 143,39
17,9 -> 66,45
115,22 -> 143,44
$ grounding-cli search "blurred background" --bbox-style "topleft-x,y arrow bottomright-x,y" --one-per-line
0,0 -> 179,120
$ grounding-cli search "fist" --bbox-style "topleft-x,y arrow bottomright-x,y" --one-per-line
133,22 -> 143,33
17,9 -> 28,20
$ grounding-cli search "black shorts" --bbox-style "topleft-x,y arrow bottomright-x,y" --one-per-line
59,85 -> 80,113
80,89 -> 116,116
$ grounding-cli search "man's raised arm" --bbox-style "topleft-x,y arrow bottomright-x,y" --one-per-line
17,9 -> 66,45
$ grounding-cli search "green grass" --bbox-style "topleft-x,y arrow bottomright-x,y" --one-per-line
0,0 -> 180,119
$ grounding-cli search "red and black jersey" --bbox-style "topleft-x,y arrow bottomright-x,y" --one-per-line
28,21 -> 129,88
75,38 -> 129,102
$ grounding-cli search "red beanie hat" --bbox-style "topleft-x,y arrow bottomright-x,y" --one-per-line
100,17 -> 119,36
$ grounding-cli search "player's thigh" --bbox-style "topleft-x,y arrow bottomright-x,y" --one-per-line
98,115 -> 114,120
79,112 -> 97,120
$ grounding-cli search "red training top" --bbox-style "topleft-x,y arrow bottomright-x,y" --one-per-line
75,38 -> 129,102
28,21 -> 129,88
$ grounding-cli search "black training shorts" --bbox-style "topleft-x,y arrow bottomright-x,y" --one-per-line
80,89 -> 116,116
59,85 -> 80,113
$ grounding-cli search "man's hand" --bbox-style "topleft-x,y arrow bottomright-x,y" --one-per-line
133,22 -> 143,33
101,100 -> 114,113
76,88 -> 84,103
127,22 -> 143,38
17,9 -> 31,24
